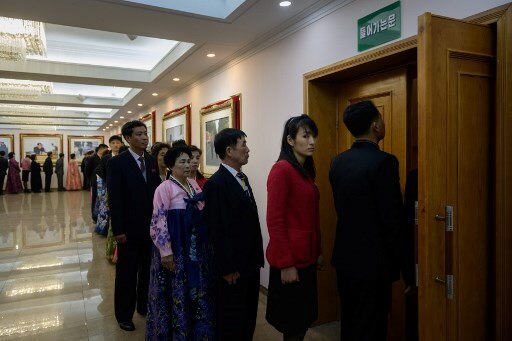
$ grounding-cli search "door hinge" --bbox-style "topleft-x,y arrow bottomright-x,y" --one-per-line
446,274 -> 454,300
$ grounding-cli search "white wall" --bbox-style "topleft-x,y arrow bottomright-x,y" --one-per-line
128,0 -> 510,287
0,129 -> 109,190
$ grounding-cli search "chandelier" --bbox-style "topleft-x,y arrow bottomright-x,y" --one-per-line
0,16 -> 47,61
0,78 -> 53,99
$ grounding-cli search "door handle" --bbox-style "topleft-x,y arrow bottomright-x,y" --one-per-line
435,276 -> 446,284
435,214 -> 445,221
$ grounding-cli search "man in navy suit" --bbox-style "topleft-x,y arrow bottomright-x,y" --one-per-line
329,101 -> 413,341
107,121 -> 161,331
204,128 -> 264,340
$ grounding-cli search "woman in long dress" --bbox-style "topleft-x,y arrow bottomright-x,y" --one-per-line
66,153 -> 82,190
5,152 -> 23,194
146,144 -> 215,340
30,154 -> 42,193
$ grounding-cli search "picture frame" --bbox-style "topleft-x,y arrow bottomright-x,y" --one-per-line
67,136 -> 105,165
20,134 -> 63,165
162,104 -> 191,145
0,134 -> 14,156
200,94 -> 241,176
140,111 -> 156,149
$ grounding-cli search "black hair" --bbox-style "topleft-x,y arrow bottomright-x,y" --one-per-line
278,114 -> 318,179
109,135 -> 123,143
121,121 -> 147,139
188,145 -> 205,179
150,142 -> 171,158
7,152 -> 14,159
342,100 -> 380,137
164,145 -> 192,169
171,139 -> 187,148
59,153 -> 64,158
0,151 -> 4,156
214,128 -> 247,160
70,153 -> 76,159
30,154 -> 36,161
98,143 -> 108,150
118,145 -> 129,154
47,151 -> 53,156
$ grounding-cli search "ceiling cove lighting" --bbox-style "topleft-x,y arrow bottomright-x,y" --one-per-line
280,1 -> 292,7
206,53 -> 215,58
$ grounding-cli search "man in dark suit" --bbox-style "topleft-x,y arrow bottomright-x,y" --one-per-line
0,151 -> 7,195
107,121 -> 160,332
86,144 -> 108,222
55,153 -> 65,191
204,128 -> 264,341
329,101 -> 413,341
43,152 -> 53,192
99,135 -> 123,183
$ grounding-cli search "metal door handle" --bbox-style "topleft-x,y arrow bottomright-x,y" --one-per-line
435,214 -> 445,221
435,276 -> 446,284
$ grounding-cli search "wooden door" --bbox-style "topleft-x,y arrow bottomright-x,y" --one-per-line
417,13 -> 495,341
337,67 -> 409,341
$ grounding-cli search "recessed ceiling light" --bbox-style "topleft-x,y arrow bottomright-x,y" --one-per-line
102,129 -> 105,131
127,111 -> 132,114
109,124 -> 113,126
280,1 -> 291,6
152,93 -> 158,96
106,127 -> 109,129
120,116 -> 124,119
114,120 -> 118,123
138,103 -> 143,107
173,78 -> 180,82
206,53 -> 216,58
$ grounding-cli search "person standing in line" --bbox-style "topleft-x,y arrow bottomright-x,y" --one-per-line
265,115 -> 326,341
43,151 -> 53,192
5,152 -> 23,194
107,121 -> 161,332
66,153 -> 82,191
329,101 -> 413,341
55,153 -> 65,191
203,128 -> 264,341
150,142 -> 170,182
21,154 -> 31,193
86,144 -> 108,222
30,154 -> 42,193
0,151 -> 7,195
189,145 -> 207,189
81,150 -> 93,191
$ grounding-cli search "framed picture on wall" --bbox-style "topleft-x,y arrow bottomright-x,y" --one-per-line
68,136 -> 105,165
200,94 -> 241,176
0,134 -> 14,156
162,104 -> 191,145
140,111 -> 156,149
20,134 -> 63,165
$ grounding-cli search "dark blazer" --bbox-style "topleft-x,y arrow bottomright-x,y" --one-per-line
204,165 -> 264,277
0,157 -> 7,175
98,153 -> 112,181
329,140 -> 406,283
107,150 -> 160,238
55,158 -> 64,175
43,157 -> 53,175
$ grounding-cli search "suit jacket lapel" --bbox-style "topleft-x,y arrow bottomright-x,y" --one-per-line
125,152 -> 147,185
219,165 -> 256,210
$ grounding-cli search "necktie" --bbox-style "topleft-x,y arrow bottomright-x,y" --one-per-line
236,172 -> 251,198
138,156 -> 146,175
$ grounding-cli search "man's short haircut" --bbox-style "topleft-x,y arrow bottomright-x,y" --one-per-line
342,100 -> 381,137
214,128 -> 247,160
121,121 -> 147,139
98,144 -> 108,150
59,153 -> 64,158
109,135 -> 123,144
70,153 -> 76,159
47,151 -> 53,156
0,151 -> 4,156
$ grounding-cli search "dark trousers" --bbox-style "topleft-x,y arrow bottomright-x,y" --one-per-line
216,272 -> 260,341
57,173 -> 64,190
45,173 -> 52,191
336,270 -> 392,341
0,173 -> 5,194
83,173 -> 90,190
91,181 -> 97,221
114,237 -> 151,323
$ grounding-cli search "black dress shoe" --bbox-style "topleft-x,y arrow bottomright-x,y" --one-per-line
118,321 -> 135,331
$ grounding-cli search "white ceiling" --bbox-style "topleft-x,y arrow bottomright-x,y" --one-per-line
0,0 -> 336,131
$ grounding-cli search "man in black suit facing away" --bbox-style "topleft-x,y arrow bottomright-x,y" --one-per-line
43,151 -> 53,192
107,121 -> 161,332
0,151 -> 7,195
329,101 -> 413,341
204,128 -> 264,341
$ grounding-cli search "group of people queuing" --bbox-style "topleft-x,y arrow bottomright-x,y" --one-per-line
100,98 -> 413,341
0,151 -> 84,195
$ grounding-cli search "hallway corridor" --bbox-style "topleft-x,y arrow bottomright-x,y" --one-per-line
0,191 -> 338,340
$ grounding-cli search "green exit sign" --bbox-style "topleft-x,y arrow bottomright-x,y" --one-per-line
358,1 -> 401,52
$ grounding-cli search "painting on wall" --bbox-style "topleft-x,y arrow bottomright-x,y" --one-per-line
200,94 -> 241,176
162,104 -> 191,146
68,136 -> 105,165
0,134 -> 14,156
140,111 -> 156,149
20,134 -> 63,165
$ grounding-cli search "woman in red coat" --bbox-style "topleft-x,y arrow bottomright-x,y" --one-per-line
265,114 -> 326,340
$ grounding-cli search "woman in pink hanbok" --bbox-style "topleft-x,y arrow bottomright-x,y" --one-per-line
5,152 -> 23,194
66,153 -> 82,191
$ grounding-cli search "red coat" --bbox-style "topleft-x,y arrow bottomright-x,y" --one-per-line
266,160 -> 321,269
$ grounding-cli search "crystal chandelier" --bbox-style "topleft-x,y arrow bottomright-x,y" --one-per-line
0,78 -> 53,99
0,16 -> 47,61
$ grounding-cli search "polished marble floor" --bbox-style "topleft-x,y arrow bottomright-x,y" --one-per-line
0,191 -> 339,340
